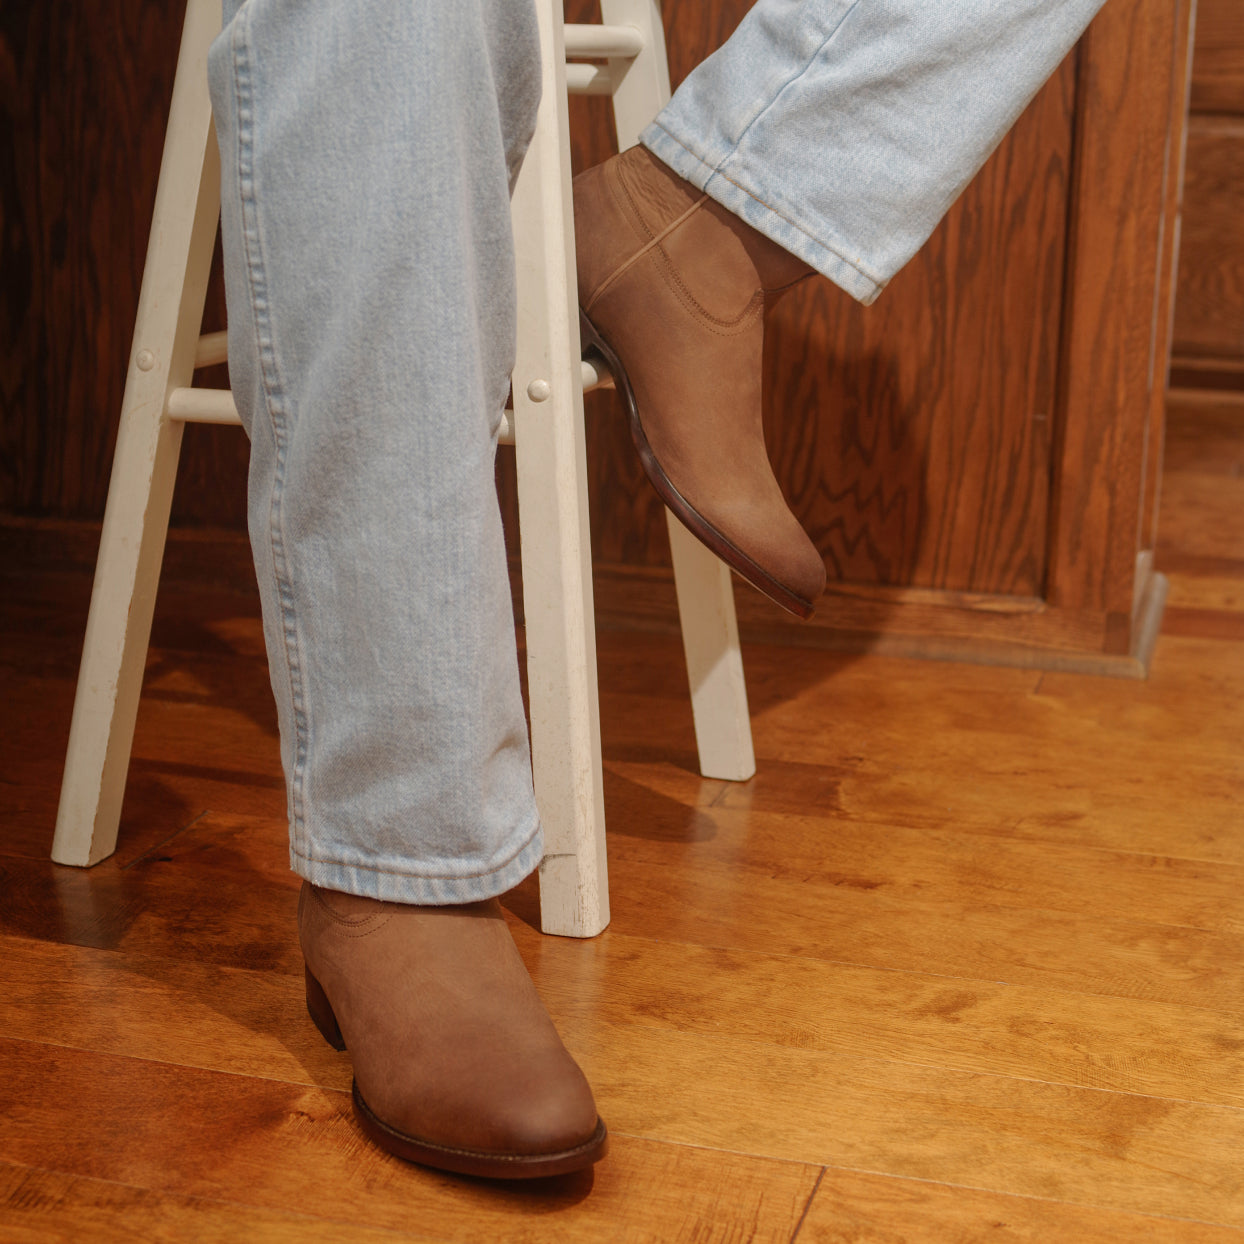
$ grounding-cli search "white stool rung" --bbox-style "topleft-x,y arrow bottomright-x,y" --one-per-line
581,357 -> 610,392
565,63 -> 613,95
167,386 -> 240,424
563,23 -> 643,58
194,329 -> 229,368
168,355 -> 610,441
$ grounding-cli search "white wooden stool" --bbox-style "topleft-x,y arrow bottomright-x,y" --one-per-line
52,0 -> 755,938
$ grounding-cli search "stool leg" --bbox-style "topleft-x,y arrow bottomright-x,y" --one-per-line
52,0 -> 222,866
514,0 -> 609,938
668,521 -> 757,780
604,0 -> 757,783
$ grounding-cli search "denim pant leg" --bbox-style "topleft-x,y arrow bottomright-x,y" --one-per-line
644,0 -> 1107,304
206,0 -> 545,903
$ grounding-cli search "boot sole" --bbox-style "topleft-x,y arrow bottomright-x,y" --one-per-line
580,311 -> 816,620
305,967 -> 608,1179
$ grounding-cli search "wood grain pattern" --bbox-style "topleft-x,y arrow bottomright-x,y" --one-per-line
797,1167 -> 1244,1242
0,1163 -> 437,1244
0,1041 -> 821,1243
1163,390 -> 1244,472
1190,0 -> 1244,115
1047,0 -> 1181,635
5,924 -> 1244,1228
1174,119 -> 1244,361
1141,0 -> 1196,554
9,919 -> 1244,1118
545,1002 -> 1244,1225
520,933 -> 1244,1110
1169,356 -> 1244,392
1172,0 -> 1244,388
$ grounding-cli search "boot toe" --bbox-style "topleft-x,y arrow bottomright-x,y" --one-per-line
490,1061 -> 601,1157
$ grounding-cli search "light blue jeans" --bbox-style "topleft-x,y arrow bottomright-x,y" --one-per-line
207,0 -> 1105,904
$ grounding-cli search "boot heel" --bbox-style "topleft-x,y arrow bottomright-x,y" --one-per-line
305,967 -> 347,1051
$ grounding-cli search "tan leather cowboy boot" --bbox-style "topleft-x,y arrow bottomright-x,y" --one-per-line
575,144 -> 826,618
299,882 -> 606,1178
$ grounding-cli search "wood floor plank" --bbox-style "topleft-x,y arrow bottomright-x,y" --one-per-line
0,934 -> 342,1089
796,1167 -> 1244,1241
10,795 -> 1242,1021
605,801 -> 1244,937
0,1163 -> 440,1244
1164,573 -> 1244,611
616,751 -> 1244,878
520,932 -> 1244,1109
601,859 -> 1244,1014
1157,472 -> 1244,561
9,920 -> 1244,1114
15,905 -> 1242,1227
0,850 -> 302,973
0,1040 -> 821,1244
616,748 -> 1244,870
1162,608 -> 1244,642
2,396 -> 1240,1236
601,637 -> 1244,869
14,900 -> 1229,1225
1164,392 -> 1244,475
0,656 -> 282,864
552,1017 -> 1244,1225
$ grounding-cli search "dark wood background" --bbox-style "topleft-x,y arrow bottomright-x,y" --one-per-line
0,0 -> 1202,641
1,3 -> 237,527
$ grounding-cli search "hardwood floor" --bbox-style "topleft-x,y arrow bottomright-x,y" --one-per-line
1,392 -> 1242,1241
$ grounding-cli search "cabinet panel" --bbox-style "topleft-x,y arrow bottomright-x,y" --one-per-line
1189,0 -> 1244,114
1173,119 -> 1244,361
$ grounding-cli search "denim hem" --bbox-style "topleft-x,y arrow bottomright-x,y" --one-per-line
289,817 -> 544,905
641,123 -> 884,307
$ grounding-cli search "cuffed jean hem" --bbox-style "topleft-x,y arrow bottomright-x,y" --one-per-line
290,817 -> 545,905
641,122 -> 884,306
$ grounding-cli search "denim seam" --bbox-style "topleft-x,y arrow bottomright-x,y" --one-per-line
231,12 -> 313,863
288,812 -> 541,882
649,120 -> 884,291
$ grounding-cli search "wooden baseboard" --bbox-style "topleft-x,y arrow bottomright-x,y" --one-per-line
0,515 -> 257,593
4,516 -> 1164,679
585,563 -> 1167,680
